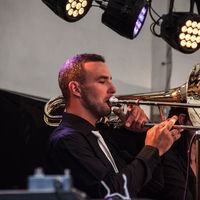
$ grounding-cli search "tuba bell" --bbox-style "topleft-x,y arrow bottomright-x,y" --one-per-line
44,63 -> 200,130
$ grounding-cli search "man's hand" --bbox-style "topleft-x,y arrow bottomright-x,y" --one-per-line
113,104 -> 149,132
145,115 -> 182,156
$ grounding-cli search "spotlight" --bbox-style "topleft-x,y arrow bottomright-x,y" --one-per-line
42,0 -> 93,22
98,0 -> 149,39
42,0 -> 149,39
161,12 -> 200,53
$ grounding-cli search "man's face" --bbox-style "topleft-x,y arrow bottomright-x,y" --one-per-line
80,61 -> 116,119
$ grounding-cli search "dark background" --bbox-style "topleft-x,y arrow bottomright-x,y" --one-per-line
0,89 -> 55,189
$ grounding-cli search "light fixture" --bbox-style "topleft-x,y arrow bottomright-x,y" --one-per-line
159,0 -> 200,54
98,0 -> 149,39
42,0 -> 93,22
161,12 -> 200,54
42,0 -> 149,40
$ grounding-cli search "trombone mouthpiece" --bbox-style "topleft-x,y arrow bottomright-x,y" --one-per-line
108,96 -> 120,106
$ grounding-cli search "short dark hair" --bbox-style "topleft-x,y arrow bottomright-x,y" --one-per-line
58,53 -> 105,107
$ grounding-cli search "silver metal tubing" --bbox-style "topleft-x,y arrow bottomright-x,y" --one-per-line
143,123 -> 200,130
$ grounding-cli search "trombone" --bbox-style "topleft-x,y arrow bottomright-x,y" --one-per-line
44,63 -> 200,130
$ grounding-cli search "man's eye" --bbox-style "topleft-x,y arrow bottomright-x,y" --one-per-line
99,81 -> 105,84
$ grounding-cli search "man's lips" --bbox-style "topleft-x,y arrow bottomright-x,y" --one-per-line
105,96 -> 113,106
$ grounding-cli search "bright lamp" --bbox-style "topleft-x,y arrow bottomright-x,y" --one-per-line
42,0 -> 149,39
161,12 -> 200,54
42,0 -> 93,22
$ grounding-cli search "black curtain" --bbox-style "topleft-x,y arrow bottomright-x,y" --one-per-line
0,89 -> 55,189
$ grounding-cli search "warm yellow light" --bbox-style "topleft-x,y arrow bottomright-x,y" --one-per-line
181,26 -> 187,33
192,42 -> 197,49
172,92 -> 177,96
185,34 -> 191,41
193,28 -> 198,35
82,0 -> 87,7
179,33 -> 185,40
69,0 -> 73,3
79,8 -> 84,15
191,35 -> 196,42
66,3 -> 71,11
198,30 -> 200,36
186,41 -> 192,48
180,40 -> 186,47
187,27 -> 193,34
76,2 -> 81,9
192,21 -> 197,28
186,20 -> 192,27
68,9 -> 74,16
73,10 -> 78,17
71,1 -> 77,8
79,0 -> 84,2
197,36 -> 200,43
197,23 -> 200,29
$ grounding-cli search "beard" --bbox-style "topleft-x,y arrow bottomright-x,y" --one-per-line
81,87 -> 111,119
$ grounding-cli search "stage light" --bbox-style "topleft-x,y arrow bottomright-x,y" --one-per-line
42,0 -> 149,40
42,0 -> 93,22
160,12 -> 200,54
98,0 -> 149,39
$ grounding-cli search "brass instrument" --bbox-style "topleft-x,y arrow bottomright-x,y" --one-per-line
44,95 -> 65,127
44,63 -> 200,130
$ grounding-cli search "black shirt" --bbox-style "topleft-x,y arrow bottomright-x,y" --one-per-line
43,112 -> 163,199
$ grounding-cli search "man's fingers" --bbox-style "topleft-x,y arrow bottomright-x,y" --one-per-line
113,108 -> 126,121
125,105 -> 138,127
126,105 -> 149,131
172,130 -> 181,141
113,106 -> 149,132
165,115 -> 178,130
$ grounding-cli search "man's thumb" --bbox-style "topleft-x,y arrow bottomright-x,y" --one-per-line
112,108 -> 126,121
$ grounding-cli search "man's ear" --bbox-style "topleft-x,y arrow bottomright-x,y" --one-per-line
68,81 -> 81,98
178,113 -> 187,125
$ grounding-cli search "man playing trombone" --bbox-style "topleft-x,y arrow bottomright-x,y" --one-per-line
43,53 -> 182,199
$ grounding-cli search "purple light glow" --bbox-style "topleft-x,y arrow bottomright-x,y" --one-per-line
138,13 -> 144,22
136,19 -> 142,29
134,26 -> 139,35
141,7 -> 147,15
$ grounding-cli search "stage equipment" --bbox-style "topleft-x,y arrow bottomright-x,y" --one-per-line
44,63 -> 200,130
99,0 -> 149,39
160,0 -> 200,53
28,168 -> 71,191
41,0 -> 93,22
0,167 -> 89,200
41,0 -> 149,39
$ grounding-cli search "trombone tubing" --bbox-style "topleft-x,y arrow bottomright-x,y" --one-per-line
109,99 -> 200,108
144,123 -> 200,130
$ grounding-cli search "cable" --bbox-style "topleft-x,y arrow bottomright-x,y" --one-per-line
148,0 -> 162,37
148,0 -> 161,22
150,17 -> 162,37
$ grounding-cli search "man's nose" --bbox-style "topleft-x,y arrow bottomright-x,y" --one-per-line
109,82 -> 116,94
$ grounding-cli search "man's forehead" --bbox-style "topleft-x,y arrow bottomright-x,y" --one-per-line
83,61 -> 108,71
83,61 -> 112,78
